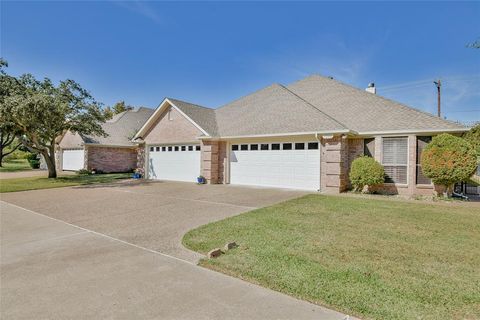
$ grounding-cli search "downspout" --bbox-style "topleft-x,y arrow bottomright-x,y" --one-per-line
315,133 -> 322,192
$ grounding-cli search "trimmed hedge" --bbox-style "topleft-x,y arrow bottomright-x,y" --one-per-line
349,156 -> 385,192
421,133 -> 477,187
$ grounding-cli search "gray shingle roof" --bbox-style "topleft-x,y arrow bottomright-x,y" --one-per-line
167,98 -> 218,136
287,75 -> 465,133
153,75 -> 465,138
214,84 -> 347,136
84,107 -> 154,146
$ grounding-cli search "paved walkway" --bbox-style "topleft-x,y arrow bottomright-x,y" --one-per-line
1,200 -> 352,319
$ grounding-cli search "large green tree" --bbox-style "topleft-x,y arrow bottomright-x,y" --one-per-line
0,61 -> 106,178
112,100 -> 133,114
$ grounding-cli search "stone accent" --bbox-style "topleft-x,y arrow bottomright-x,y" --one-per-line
207,248 -> 223,259
136,145 -> 146,176
201,140 -> 222,184
86,146 -> 137,173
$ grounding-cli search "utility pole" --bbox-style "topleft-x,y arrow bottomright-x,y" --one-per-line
434,79 -> 441,117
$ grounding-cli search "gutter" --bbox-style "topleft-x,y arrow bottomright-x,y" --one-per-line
200,129 -> 352,140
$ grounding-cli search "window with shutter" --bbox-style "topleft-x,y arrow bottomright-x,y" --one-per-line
382,137 -> 408,184
416,136 -> 432,185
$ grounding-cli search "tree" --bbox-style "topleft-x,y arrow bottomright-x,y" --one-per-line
463,123 -> 480,158
0,59 -> 22,166
103,106 -> 114,120
0,62 -> 107,178
112,101 -> 133,114
421,133 -> 477,193
349,156 -> 385,192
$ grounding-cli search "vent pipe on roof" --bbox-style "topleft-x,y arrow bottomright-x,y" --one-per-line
366,82 -> 376,94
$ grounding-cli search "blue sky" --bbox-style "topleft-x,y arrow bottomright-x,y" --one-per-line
2,1 -> 479,123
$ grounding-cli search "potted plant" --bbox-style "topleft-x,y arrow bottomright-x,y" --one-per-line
197,175 -> 206,184
133,168 -> 143,179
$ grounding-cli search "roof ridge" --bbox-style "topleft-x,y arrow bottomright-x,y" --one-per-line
167,97 -> 213,110
216,83 -> 281,110
278,84 -> 350,130
303,75 -> 464,128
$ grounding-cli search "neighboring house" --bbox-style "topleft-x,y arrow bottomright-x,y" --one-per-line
54,107 -> 154,173
132,75 -> 468,195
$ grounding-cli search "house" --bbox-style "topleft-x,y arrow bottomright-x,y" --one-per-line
54,107 -> 154,173
132,75 -> 467,195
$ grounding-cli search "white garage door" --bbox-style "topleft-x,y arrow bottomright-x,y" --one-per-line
148,144 -> 201,182
230,142 -> 320,190
62,149 -> 84,171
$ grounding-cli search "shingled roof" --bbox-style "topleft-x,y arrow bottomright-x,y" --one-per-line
84,107 -> 154,146
150,75 -> 466,138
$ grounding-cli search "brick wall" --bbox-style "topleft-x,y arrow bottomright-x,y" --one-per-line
321,136 -> 347,193
86,146 -> 137,173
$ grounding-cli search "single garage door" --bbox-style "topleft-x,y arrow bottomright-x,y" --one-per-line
62,149 -> 84,171
230,141 -> 320,190
148,144 -> 201,182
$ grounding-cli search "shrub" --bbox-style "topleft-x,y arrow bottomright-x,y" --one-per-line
421,133 -> 477,189
349,156 -> 385,192
462,123 -> 480,158
24,153 -> 40,168
77,169 -> 91,175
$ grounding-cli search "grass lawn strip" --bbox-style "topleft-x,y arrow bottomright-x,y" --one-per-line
183,194 -> 480,320
0,173 -> 131,193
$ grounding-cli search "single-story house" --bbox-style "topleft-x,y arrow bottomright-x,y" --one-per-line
54,107 -> 154,173
132,75 -> 468,195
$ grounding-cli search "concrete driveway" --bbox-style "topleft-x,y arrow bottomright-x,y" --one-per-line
0,181 -> 353,319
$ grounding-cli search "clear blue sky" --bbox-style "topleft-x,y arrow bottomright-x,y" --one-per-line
2,1 -> 479,123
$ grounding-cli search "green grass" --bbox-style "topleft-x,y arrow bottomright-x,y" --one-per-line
0,173 -> 131,193
183,195 -> 480,320
0,159 -> 32,172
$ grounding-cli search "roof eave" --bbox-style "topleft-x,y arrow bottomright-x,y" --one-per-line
199,129 -> 352,140
356,128 -> 469,136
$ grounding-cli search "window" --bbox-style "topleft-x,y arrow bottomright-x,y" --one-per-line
168,109 -> 173,121
188,146 -> 193,151
162,146 -> 166,152
382,137 -> 408,184
168,146 -> 173,151
308,142 -> 319,150
250,144 -> 258,150
272,143 -> 280,150
150,146 -> 154,152
416,136 -> 432,184
181,146 -> 186,151
232,145 -> 239,151
195,145 -> 201,151
261,144 -> 269,150
283,143 -> 292,150
241,144 -> 248,151
295,143 -> 305,150
156,147 -> 160,152
364,138 -> 375,157
174,146 -> 179,151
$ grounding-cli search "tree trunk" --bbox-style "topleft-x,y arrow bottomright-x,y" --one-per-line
42,148 -> 57,179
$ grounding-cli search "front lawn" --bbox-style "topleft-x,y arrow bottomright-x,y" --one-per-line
183,195 -> 480,320
0,159 -> 32,172
0,173 -> 131,193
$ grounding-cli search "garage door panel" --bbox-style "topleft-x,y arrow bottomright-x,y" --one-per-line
230,142 -> 320,190
148,145 -> 201,182
62,149 -> 84,171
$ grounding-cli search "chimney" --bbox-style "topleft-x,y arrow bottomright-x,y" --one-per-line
366,82 -> 376,94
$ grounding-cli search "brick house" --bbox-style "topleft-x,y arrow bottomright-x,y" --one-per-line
132,75 -> 467,195
54,107 -> 154,173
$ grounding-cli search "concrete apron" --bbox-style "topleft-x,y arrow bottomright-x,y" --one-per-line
1,201 -> 353,320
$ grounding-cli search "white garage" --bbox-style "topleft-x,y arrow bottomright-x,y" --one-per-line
229,141 -> 321,190
148,144 -> 201,182
62,149 -> 85,171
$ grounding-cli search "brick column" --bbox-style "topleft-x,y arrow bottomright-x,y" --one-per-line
201,140 -> 220,184
83,146 -> 88,170
136,145 -> 146,176
321,136 -> 347,193
407,135 -> 416,194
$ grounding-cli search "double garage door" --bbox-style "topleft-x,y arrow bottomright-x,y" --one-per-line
230,141 -> 321,190
62,149 -> 84,171
147,141 -> 320,190
148,144 -> 201,182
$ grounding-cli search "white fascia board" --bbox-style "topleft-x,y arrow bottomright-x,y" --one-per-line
357,128 -> 469,136
200,130 -> 351,140
132,98 -> 210,141
83,143 -> 138,149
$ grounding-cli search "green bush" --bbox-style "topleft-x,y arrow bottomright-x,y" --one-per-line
349,156 -> 385,192
77,169 -> 92,175
24,153 -> 38,161
421,133 -> 477,188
